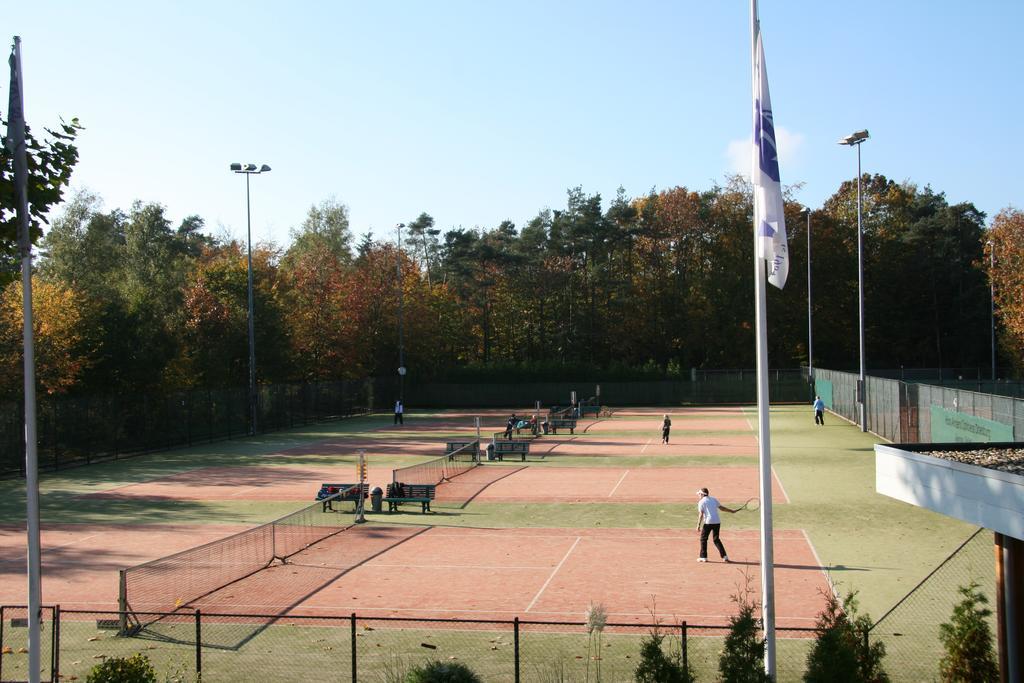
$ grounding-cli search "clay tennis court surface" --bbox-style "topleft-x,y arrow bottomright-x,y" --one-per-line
75,464 -> 785,505
2,406 -> 826,628
0,524 -> 826,627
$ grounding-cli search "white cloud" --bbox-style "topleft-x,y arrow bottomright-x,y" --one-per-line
725,126 -> 805,178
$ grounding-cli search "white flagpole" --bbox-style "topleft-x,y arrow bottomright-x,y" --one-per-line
750,2 -> 777,679
9,35 -> 43,683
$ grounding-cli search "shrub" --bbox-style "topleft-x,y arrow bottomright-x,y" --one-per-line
86,653 -> 157,683
938,582 -> 998,683
803,590 -> 887,683
405,659 -> 482,683
633,627 -> 693,683
719,582 -> 771,683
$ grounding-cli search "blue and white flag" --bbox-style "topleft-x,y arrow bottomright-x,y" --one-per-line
752,29 -> 788,289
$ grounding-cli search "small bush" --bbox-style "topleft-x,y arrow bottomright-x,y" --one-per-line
633,627 -> 693,683
938,582 -> 998,683
86,653 -> 157,683
719,581 -> 771,683
803,590 -> 887,683
405,659 -> 482,683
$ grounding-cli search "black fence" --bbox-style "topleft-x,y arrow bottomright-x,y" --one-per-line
0,380 -> 373,478
0,607 -> 822,682
376,369 -> 812,409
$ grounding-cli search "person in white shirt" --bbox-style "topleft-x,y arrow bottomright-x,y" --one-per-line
394,399 -> 404,425
696,487 -> 737,562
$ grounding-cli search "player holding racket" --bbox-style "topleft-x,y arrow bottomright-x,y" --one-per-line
696,487 -> 737,563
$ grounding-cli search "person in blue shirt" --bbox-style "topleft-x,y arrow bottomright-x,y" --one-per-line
812,396 -> 825,426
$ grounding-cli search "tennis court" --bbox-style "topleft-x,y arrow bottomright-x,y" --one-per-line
1,523 -> 827,627
434,466 -> 786,503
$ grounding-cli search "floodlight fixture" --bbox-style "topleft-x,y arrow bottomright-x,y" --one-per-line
838,129 -> 870,146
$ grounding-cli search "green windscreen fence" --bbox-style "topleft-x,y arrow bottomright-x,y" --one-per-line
814,367 -> 1023,443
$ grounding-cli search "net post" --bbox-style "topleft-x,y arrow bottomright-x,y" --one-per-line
118,570 -> 128,634
681,621 -> 688,672
351,613 -> 357,682
355,451 -> 367,524
194,609 -> 202,679
513,617 -> 520,683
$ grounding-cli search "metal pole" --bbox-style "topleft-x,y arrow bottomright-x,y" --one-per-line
11,35 -> 43,683
806,209 -> 813,382
991,247 -> 996,381
856,142 -> 867,432
245,172 -> 257,436
751,3 -> 776,677
396,223 -> 406,403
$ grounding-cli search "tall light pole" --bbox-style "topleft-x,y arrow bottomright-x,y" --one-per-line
989,242 -> 996,381
396,223 -> 406,402
229,162 -> 271,436
805,207 -> 814,385
839,130 -> 869,432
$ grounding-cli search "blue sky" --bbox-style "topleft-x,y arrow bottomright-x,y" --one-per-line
7,1 -> 1022,248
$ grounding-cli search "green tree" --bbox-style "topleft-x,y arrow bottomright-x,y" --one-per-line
633,626 -> 693,683
938,582 -> 998,683
85,652 -> 157,683
718,577 -> 771,683
0,111 -> 82,284
286,196 -> 353,264
804,590 -> 887,683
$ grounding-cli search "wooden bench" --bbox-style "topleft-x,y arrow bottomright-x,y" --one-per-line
446,441 -> 479,457
384,482 -> 436,513
579,404 -> 601,418
493,440 -> 530,461
550,418 -> 577,434
316,483 -> 368,512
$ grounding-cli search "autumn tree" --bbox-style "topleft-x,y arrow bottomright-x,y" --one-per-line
987,207 -> 1024,372
0,277 -> 95,398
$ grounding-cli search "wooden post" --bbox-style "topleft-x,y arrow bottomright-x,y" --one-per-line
995,532 -> 1022,683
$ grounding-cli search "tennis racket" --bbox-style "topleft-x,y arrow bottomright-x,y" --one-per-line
736,497 -> 760,511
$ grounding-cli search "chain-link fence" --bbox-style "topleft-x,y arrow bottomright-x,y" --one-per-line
865,528 -> 996,683
0,380 -> 373,478
813,368 -> 1024,442
0,608 -> 825,682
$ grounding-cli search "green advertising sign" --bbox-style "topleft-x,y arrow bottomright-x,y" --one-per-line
930,405 -> 1013,443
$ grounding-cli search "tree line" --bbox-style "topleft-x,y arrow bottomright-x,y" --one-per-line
2,169 -> 1021,400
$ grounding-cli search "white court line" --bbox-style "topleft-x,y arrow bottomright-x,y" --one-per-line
640,437 -> 652,453
608,470 -> 629,497
525,536 -> 581,612
228,486 -> 262,498
800,528 -> 837,597
771,465 -> 791,503
46,533 -> 99,552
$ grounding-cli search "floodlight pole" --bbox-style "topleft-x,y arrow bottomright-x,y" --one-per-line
990,246 -> 996,381
396,223 -> 406,402
805,208 -> 813,384
839,131 -> 869,432
230,163 -> 271,436
855,142 -> 866,431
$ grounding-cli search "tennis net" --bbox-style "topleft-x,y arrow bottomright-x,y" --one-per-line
391,440 -> 479,485
119,487 -> 357,621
